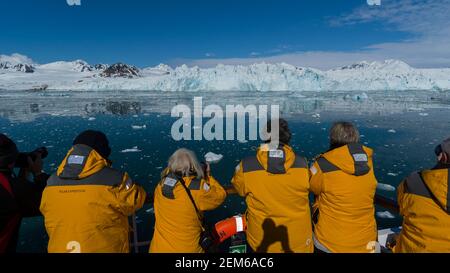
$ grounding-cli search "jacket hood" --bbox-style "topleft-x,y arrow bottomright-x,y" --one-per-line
421,168 -> 450,212
57,144 -> 109,180
323,143 -> 373,176
256,144 -> 296,174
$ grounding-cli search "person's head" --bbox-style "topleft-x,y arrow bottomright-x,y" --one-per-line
166,148 -> 204,179
435,138 -> 450,164
264,118 -> 291,146
0,134 -> 19,171
73,130 -> 111,159
329,121 -> 360,150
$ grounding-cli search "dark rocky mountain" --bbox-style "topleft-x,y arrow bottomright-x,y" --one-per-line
101,63 -> 140,78
93,64 -> 108,71
0,61 -> 34,73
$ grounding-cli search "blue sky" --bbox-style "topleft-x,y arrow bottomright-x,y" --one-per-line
1,0 -> 449,69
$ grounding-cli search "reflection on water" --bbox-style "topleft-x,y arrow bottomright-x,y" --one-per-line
1,90 -> 450,122
1,90 -> 449,252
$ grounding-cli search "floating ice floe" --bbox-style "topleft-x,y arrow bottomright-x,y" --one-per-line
120,146 -> 142,153
388,129 -> 396,133
312,113 -> 320,118
377,183 -> 396,191
131,125 -> 146,130
377,211 -> 396,219
419,113 -> 429,116
88,117 -> 96,121
205,152 -> 224,164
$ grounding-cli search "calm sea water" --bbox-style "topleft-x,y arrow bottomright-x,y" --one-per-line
1,90 -> 449,252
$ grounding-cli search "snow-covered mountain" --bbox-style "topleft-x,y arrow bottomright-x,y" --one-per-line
0,53 -> 35,73
0,54 -> 449,91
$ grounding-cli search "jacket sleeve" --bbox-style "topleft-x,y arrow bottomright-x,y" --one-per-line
309,161 -> 324,195
114,172 -> 147,216
396,180 -> 407,217
15,173 -> 49,217
194,176 -> 226,211
231,162 -> 246,197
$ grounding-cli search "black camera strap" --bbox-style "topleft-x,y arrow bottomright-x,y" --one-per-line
178,176 -> 206,232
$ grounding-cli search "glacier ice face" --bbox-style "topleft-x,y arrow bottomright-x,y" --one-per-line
1,53 -> 449,91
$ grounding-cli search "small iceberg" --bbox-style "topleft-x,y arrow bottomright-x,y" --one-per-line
88,117 -> 96,121
377,183 -> 396,191
120,146 -> 142,153
377,211 -> 396,219
388,129 -> 396,133
131,125 -> 146,130
204,152 -> 223,164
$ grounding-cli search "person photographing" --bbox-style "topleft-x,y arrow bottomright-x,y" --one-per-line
0,133 -> 49,253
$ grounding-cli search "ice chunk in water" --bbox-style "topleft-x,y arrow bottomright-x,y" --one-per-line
120,146 -> 142,153
131,125 -> 146,130
388,129 -> 396,133
204,152 -> 223,164
377,183 -> 396,191
377,211 -> 396,219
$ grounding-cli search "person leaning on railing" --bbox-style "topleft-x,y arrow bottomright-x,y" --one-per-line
393,138 -> 450,253
309,121 -> 378,253
149,148 -> 226,253
230,119 -> 313,253
40,130 -> 147,253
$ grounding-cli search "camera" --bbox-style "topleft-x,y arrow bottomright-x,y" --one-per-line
199,230 -> 216,253
14,147 -> 48,169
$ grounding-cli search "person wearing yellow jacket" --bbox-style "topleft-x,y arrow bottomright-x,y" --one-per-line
394,138 -> 450,253
310,122 -> 378,253
150,148 -> 226,253
40,130 -> 147,253
231,119 -> 313,253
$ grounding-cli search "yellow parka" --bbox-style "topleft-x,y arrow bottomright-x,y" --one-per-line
310,144 -> 378,253
231,144 -> 313,253
40,144 -> 147,253
149,172 -> 226,253
394,166 -> 450,253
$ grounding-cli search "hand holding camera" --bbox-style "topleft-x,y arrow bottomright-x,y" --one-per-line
16,147 -> 48,178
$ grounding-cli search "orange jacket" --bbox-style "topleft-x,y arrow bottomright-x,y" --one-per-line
310,144 -> 378,253
232,144 -> 313,253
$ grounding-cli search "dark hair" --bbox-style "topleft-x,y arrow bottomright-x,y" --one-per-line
73,130 -> 111,159
265,118 -> 291,145
0,134 -> 19,169
329,121 -> 360,149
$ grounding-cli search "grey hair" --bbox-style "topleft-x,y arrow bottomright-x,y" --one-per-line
164,148 -> 204,179
329,121 -> 360,148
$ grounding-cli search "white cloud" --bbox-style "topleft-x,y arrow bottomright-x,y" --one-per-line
0,53 -> 35,65
182,0 -> 450,69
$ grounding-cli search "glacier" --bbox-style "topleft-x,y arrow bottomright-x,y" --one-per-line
0,54 -> 449,92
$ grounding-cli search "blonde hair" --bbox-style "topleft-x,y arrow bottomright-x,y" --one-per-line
163,148 -> 204,179
329,121 -> 360,148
